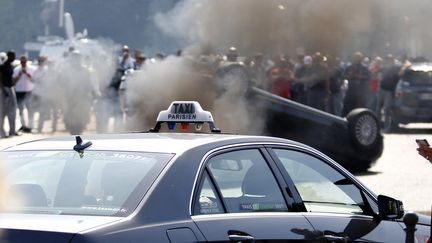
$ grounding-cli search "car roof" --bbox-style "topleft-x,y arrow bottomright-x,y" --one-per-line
408,62 -> 432,72
2,133 -> 302,154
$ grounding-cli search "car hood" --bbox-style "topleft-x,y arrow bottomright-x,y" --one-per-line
0,213 -> 122,242
397,213 -> 431,226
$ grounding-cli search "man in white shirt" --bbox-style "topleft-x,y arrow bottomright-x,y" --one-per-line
118,45 -> 135,71
12,55 -> 35,132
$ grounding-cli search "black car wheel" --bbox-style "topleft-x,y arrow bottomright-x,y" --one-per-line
346,108 -> 381,150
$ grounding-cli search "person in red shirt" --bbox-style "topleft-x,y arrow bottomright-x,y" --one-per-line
367,56 -> 382,114
270,58 -> 293,99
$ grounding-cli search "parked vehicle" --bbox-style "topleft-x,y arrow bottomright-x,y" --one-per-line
393,62 -> 432,129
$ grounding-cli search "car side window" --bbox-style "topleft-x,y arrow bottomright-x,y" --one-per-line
204,149 -> 288,213
273,149 -> 366,215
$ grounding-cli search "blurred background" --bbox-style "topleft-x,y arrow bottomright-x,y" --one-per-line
1,0 -> 432,59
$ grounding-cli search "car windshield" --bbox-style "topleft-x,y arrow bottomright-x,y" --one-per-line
1,151 -> 173,217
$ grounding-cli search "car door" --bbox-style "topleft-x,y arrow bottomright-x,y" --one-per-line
268,147 -> 406,243
191,147 -> 321,242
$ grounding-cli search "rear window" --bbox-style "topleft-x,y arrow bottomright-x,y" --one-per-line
403,70 -> 432,85
1,151 -> 173,217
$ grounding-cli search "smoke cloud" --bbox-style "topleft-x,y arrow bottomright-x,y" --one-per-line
116,0 -> 432,134
125,56 -> 216,130
36,1 -> 432,135
155,0 -> 432,58
34,39 -> 117,134
124,55 -> 264,134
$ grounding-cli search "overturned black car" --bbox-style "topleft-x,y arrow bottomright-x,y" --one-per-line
251,87 -> 383,172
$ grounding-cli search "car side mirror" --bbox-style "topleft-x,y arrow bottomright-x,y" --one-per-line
377,195 -> 404,220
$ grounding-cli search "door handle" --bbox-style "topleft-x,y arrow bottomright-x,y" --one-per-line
323,234 -> 348,243
228,230 -> 255,242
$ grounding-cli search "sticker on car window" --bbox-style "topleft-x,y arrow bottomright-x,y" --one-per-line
239,203 -> 286,211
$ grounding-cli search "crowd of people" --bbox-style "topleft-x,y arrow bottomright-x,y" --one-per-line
0,45 -> 156,137
202,47 -> 416,133
0,44 -> 425,137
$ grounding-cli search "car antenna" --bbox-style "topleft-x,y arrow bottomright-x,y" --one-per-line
73,136 -> 92,157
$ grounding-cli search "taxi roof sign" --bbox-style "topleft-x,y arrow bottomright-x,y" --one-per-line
157,101 -> 214,123
151,101 -> 221,133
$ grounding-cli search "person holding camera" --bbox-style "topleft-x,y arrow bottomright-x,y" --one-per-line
416,141 -> 432,243
417,142 -> 432,164
12,55 -> 35,133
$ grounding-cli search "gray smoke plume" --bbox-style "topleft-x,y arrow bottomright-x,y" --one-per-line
127,0 -> 371,133
124,54 -> 254,133
125,54 -> 264,134
36,0 -> 432,134
155,0 -> 432,58
34,39 -> 117,134
121,0 -> 432,134
126,50 -> 263,134
125,56 -> 213,130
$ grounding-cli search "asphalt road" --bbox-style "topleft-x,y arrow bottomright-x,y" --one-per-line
356,125 -> 432,216
0,119 -> 431,216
